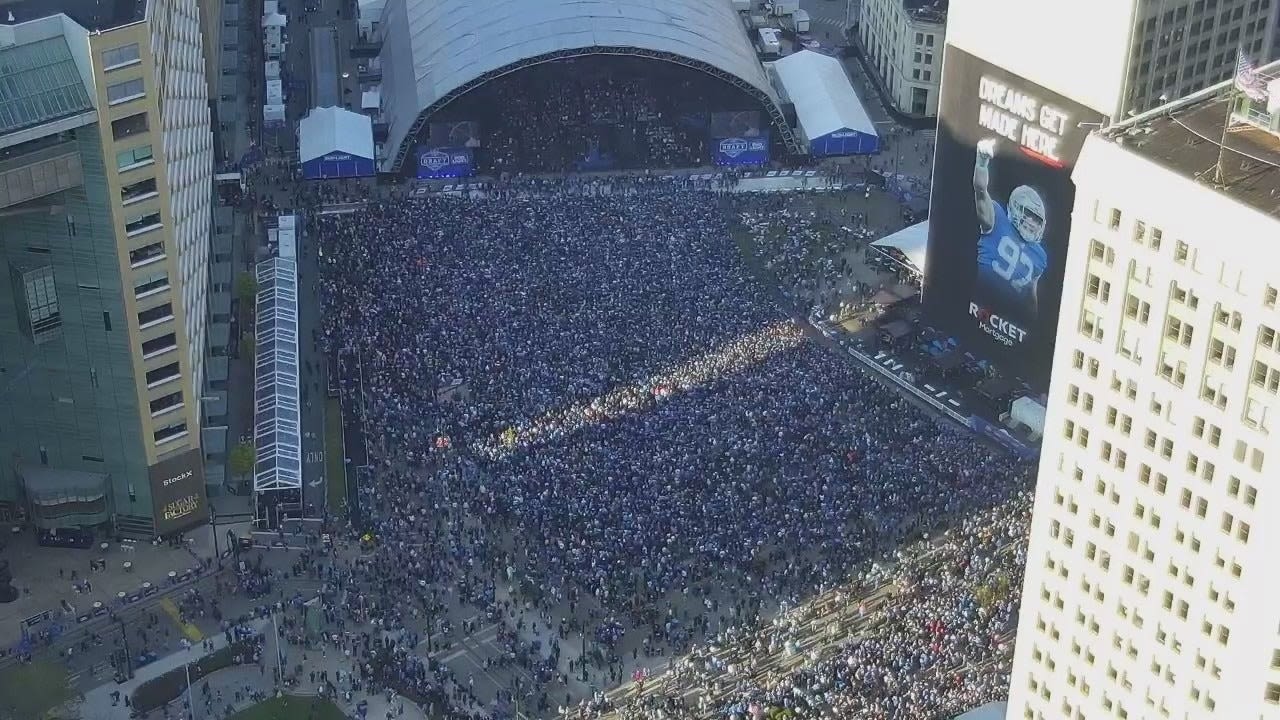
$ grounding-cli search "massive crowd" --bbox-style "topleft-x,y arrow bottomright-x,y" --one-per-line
439,58 -> 755,173
315,184 -> 1035,719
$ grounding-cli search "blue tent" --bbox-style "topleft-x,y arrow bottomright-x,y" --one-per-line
298,107 -> 376,180
772,50 -> 880,157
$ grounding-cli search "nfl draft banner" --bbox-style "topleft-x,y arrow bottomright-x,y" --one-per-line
712,133 -> 770,167
923,45 -> 1104,391
416,147 -> 475,179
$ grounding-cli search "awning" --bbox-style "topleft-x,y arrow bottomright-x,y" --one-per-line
871,220 -> 928,274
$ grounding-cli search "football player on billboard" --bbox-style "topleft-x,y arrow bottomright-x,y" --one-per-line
973,137 -> 1048,315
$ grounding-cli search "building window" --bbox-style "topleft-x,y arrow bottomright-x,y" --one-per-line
101,43 -> 141,70
103,311 -> 112,331
115,144 -> 153,171
121,177 -> 158,205
133,270 -> 169,298
137,302 -> 173,328
110,112 -> 149,141
142,332 -> 177,358
125,211 -> 162,236
106,78 -> 145,106
128,241 -> 165,268
145,361 -> 181,386
9,262 -> 61,344
149,390 -> 183,415
153,421 -> 188,445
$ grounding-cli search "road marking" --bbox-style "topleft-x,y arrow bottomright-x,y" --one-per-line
439,647 -> 469,662
158,597 -> 204,642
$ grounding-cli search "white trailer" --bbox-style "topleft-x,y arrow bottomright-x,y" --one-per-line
758,27 -> 781,56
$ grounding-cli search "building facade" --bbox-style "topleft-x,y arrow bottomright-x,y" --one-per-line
1007,80 -> 1280,719
858,0 -> 946,116
946,0 -> 1277,121
0,3 -> 213,538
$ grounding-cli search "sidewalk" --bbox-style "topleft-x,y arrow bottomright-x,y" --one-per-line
79,618 -> 270,720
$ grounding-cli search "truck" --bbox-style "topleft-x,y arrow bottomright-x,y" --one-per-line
792,9 -> 810,32
771,0 -> 800,16
758,27 -> 781,56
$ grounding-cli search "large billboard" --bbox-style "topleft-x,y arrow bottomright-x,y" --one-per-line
924,45 -> 1104,391
712,134 -> 770,166
149,449 -> 209,536
416,147 -> 475,179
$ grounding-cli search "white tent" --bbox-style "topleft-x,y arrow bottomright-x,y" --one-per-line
361,87 -> 381,111
952,702 -> 1008,720
265,78 -> 284,105
1010,397 -> 1045,439
771,50 -> 879,155
263,103 -> 286,124
871,220 -> 928,274
262,10 -> 287,27
299,107 -> 375,164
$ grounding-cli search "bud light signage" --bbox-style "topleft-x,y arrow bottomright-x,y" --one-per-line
712,133 -> 769,167
416,147 -> 474,179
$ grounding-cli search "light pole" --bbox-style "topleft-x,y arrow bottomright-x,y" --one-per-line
185,657 -> 196,720
272,611 -> 285,682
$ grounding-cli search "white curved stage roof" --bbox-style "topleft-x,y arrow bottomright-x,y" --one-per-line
379,0 -> 785,171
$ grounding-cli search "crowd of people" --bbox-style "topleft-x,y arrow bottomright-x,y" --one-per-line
315,184 -> 1035,719
439,58 -> 759,173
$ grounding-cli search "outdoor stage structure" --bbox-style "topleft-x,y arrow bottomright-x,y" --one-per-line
376,0 -> 803,173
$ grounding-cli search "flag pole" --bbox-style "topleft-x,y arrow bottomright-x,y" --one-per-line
1213,84 -> 1236,186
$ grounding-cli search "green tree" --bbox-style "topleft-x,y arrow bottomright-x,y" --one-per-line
235,271 -> 257,306
228,442 -> 256,483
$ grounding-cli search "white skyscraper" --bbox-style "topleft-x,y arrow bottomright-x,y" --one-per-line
1006,72 -> 1280,720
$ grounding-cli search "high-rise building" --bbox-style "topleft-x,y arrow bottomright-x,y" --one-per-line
0,3 -> 214,538
1006,72 -> 1280,719
923,0 -> 1279,392
857,0 -> 948,117
947,0 -> 1278,120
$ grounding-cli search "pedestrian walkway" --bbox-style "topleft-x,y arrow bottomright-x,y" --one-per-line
78,619 -> 269,720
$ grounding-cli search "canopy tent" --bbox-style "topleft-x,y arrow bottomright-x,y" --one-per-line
298,106 -> 376,179
361,87 -> 381,111
871,220 -> 928,275
771,50 -> 879,156
1011,396 -> 1046,439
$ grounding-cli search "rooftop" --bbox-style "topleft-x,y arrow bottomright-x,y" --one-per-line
1105,82 -> 1280,219
903,0 -> 946,24
0,35 -> 93,136
0,0 -> 147,32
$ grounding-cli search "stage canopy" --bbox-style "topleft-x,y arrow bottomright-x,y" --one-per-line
871,220 -> 928,274
377,0 -> 793,172
772,50 -> 879,157
298,106 -> 376,179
